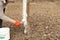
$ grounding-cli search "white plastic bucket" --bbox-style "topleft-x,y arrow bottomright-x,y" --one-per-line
0,27 -> 10,40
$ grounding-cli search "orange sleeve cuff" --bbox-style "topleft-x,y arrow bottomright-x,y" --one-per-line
14,20 -> 21,27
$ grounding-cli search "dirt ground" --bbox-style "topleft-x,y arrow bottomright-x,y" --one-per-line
2,0 -> 60,40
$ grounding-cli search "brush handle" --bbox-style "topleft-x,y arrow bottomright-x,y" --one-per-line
14,20 -> 22,27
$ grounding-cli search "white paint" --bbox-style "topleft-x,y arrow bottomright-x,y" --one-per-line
22,0 -> 28,34
0,28 -> 10,40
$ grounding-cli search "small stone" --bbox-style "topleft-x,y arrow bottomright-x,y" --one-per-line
46,26 -> 49,29
43,34 -> 47,36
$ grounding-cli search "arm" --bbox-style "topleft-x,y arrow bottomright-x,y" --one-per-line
7,0 -> 15,3
0,13 -> 22,27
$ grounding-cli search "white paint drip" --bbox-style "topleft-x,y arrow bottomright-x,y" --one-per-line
22,0 -> 28,34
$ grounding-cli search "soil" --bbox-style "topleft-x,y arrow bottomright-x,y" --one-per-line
2,0 -> 60,40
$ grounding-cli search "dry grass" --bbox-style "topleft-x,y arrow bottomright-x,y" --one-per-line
2,0 -> 60,40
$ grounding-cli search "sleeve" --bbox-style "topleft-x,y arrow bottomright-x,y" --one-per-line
0,7 -> 15,24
